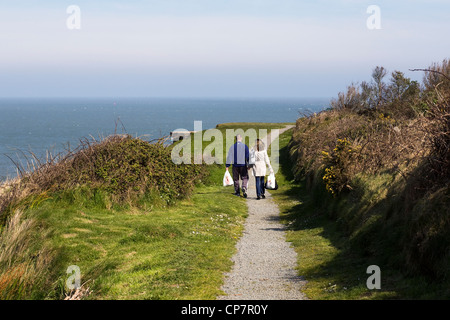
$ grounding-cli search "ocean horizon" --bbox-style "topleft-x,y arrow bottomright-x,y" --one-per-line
0,97 -> 330,181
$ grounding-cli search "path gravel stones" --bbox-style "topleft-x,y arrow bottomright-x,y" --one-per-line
217,126 -> 307,300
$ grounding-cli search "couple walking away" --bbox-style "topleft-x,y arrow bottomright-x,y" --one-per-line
226,135 -> 273,200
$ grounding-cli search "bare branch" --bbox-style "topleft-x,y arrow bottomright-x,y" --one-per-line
409,68 -> 450,81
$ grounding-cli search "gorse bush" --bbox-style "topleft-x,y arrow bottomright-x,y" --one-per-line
66,135 -> 204,203
321,138 -> 362,195
1,135 -> 205,221
0,134 -> 206,247
293,59 -> 449,195
0,134 -> 206,299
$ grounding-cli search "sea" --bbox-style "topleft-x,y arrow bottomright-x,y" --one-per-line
0,97 -> 330,181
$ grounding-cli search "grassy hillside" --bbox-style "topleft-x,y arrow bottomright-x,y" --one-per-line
0,122 -> 289,299
272,59 -> 450,299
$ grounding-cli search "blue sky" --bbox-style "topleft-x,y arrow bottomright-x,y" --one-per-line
0,0 -> 449,98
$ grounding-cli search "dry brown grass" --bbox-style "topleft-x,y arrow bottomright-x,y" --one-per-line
64,281 -> 92,300
0,210 -> 53,299
291,109 -> 430,192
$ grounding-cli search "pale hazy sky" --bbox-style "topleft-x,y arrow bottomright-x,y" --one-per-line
0,0 -> 449,98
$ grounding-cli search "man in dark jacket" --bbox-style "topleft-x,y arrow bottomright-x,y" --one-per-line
226,134 -> 249,198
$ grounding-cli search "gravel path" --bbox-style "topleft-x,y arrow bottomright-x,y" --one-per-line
217,126 -> 307,300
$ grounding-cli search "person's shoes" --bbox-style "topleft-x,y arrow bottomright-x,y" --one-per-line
261,194 -> 265,199
234,192 -> 240,196
256,196 -> 261,200
243,189 -> 247,198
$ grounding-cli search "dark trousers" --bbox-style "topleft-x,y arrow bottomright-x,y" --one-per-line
255,176 -> 265,197
232,166 -> 249,193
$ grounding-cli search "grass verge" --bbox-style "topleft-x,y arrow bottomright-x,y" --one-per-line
269,128 -> 450,299
25,185 -> 246,300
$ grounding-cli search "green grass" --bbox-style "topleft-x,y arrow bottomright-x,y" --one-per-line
27,184 -> 246,300
269,128 -> 450,300
6,121 -> 446,300
10,122 -> 293,300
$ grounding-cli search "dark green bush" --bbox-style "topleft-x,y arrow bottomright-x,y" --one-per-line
66,135 -> 205,204
0,135 -> 206,222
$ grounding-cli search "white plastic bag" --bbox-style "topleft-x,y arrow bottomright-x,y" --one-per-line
265,173 -> 278,190
223,170 -> 233,187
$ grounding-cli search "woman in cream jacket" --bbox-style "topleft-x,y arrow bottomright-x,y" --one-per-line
251,139 -> 273,200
